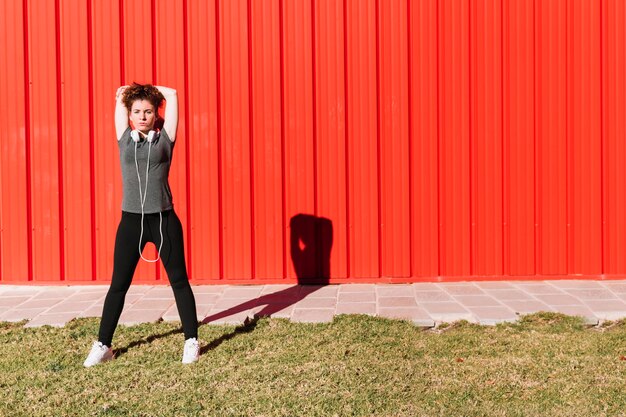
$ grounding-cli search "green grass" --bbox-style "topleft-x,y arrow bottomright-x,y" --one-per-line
2,313 -> 626,417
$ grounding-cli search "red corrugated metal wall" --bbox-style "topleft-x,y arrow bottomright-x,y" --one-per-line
1,0 -> 625,285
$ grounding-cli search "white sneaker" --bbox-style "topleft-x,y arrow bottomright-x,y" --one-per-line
182,338 -> 199,364
83,341 -> 114,367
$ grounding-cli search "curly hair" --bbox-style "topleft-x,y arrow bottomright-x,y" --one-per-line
122,83 -> 165,112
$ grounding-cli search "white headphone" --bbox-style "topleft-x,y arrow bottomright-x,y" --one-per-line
131,129 -> 157,143
133,129 -> 163,263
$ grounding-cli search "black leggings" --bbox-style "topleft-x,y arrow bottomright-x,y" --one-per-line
98,210 -> 198,346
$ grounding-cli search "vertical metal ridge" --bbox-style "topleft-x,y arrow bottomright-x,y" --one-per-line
0,0 -> 4,282
87,0 -> 96,280
310,0 -> 320,276
279,0 -> 287,279
565,0 -> 569,274
436,0 -> 441,278
375,0 -> 382,278
22,0 -> 33,281
0,0 -> 2,273
599,0 -> 604,275
501,0 -> 505,275
406,0 -> 413,277
495,0 -> 502,275
119,0 -> 125,83
151,0 -> 157,83
564,1 -> 574,274
54,0 -> 65,281
468,0 -> 473,276
182,0 -> 192,280
215,0 -> 224,280
343,0 -> 350,279
247,0 -> 255,279
0,0 -> 1,277
533,0 -> 538,275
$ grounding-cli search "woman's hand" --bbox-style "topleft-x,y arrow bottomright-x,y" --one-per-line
116,85 -> 129,102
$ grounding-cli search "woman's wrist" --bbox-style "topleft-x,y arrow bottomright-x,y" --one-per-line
155,85 -> 177,97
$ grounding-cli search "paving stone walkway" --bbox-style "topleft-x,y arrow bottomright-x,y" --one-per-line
2,281 -> 626,328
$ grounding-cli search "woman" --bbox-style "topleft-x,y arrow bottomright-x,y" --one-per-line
84,83 -> 199,366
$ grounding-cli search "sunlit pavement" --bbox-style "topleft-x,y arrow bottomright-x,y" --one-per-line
2,281 -> 626,328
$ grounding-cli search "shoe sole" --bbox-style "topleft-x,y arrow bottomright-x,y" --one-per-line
84,354 -> 114,368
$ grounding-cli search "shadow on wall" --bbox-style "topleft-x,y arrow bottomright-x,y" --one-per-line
290,213 -> 333,284
200,213 -> 333,325
195,214 -> 333,353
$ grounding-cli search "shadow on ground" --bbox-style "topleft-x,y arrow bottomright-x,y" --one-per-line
115,214 -> 333,357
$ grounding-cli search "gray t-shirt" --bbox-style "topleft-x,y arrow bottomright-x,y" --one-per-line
118,127 -> 174,214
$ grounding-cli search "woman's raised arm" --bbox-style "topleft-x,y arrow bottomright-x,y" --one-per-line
155,86 -> 179,141
115,85 -> 130,140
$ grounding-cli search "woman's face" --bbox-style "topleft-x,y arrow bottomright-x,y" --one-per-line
129,99 -> 157,133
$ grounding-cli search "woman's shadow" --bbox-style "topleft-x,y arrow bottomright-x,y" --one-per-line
198,213 -> 333,353
115,214 -> 333,356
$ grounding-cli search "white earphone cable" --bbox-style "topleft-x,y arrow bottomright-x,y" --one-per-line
134,134 -> 163,263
